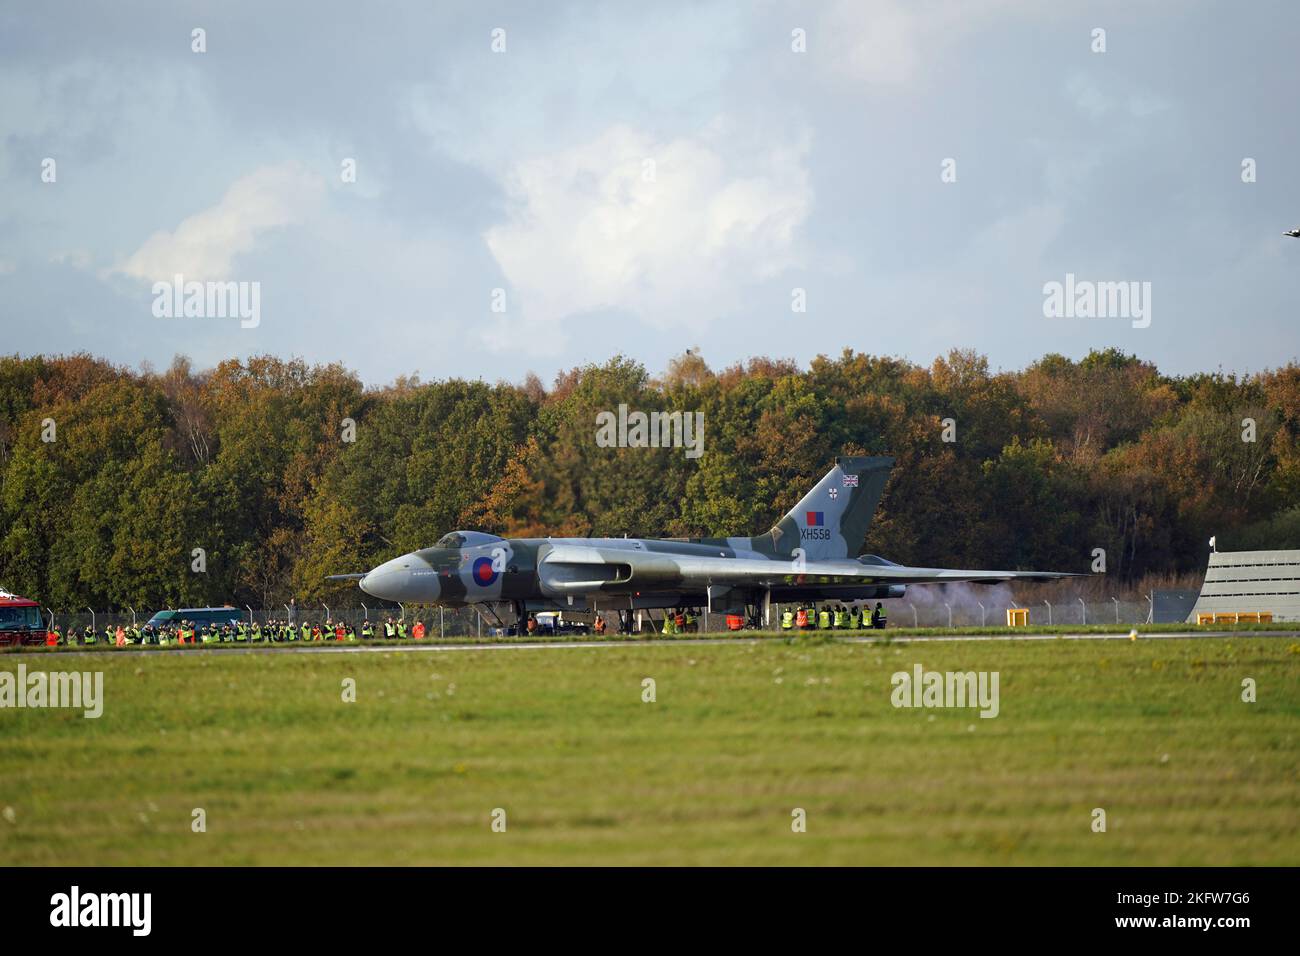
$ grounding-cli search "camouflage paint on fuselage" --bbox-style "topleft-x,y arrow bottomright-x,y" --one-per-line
354,456 -> 1075,613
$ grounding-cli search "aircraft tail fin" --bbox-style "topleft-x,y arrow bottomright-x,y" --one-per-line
765,456 -> 893,560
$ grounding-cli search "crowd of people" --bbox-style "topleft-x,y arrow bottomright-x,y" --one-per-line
41,616 -> 428,646
39,603 -> 890,646
649,602 -> 888,634
583,603 -> 890,636
781,603 -> 888,631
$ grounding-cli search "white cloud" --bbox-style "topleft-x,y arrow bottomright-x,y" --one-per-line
1067,74 -> 1174,121
818,0 -> 1030,87
481,123 -> 811,350
116,161 -> 325,282
1067,74 -> 1113,118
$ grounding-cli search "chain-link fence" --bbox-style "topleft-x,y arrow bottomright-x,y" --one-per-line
45,605 -> 502,639
881,598 -> 1152,628
40,596 -> 1158,639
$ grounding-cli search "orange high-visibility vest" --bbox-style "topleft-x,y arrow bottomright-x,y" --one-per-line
796,609 -> 809,627
47,631 -> 59,646
413,621 -> 426,639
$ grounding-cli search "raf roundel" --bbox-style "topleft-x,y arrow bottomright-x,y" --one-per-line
471,556 -> 499,587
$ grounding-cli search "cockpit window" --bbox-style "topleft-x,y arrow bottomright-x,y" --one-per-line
435,533 -> 466,549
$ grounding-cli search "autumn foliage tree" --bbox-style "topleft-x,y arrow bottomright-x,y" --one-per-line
0,347 -> 1295,611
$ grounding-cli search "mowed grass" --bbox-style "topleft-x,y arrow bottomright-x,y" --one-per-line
1,637 -> 1297,865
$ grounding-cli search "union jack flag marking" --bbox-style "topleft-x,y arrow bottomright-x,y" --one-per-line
842,474 -> 859,487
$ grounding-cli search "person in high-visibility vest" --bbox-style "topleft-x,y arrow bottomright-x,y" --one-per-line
830,607 -> 842,629
662,612 -> 676,635
412,620 -> 425,640
46,628 -> 59,646
818,606 -> 831,629
795,607 -> 809,629
780,608 -> 794,630
684,609 -> 697,632
873,602 -> 887,629
397,620 -> 407,639
383,619 -> 396,639
361,621 -> 374,640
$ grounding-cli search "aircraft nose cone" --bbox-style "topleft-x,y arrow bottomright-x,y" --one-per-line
359,556 -> 438,603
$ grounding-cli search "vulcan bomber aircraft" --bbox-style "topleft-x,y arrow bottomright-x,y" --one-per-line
334,456 -> 1077,627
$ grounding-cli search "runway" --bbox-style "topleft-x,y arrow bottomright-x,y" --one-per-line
4,628 -> 1296,659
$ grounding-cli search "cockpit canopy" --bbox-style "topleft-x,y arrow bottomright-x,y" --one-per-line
433,531 -> 505,550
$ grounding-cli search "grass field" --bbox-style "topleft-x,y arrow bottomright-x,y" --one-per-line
1,635 -> 1297,865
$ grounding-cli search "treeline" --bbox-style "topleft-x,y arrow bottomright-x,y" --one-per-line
1,348 -> 1296,611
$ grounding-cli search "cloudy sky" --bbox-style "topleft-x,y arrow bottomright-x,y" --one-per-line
2,1 -> 1296,386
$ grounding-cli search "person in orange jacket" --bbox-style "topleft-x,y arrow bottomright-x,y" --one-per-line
412,620 -> 426,640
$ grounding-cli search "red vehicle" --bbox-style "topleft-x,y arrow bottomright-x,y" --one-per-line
0,589 -> 49,647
